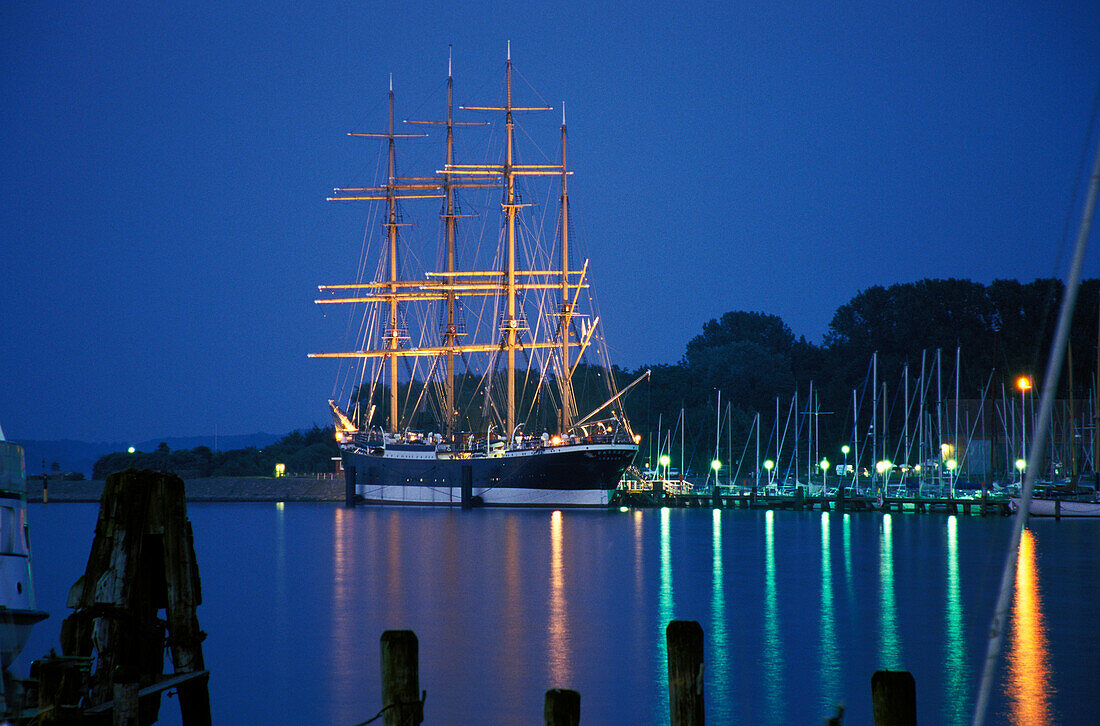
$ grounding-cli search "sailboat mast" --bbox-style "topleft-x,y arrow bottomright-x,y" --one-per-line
559,103 -> 574,433
444,59 -> 457,437
385,79 -> 400,433
504,45 -> 518,439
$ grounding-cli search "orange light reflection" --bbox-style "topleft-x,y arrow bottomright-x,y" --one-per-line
547,510 -> 570,685
1005,528 -> 1053,725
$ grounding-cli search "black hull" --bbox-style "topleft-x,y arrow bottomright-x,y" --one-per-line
341,442 -> 637,507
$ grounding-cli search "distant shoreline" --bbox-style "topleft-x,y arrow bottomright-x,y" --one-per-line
24,476 -> 344,503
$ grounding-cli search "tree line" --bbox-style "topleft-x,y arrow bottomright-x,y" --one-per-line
615,277 -> 1100,479
93,426 -> 339,480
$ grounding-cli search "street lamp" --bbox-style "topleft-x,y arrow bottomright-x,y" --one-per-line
763,459 -> 775,485
876,460 -> 893,495
841,444 -> 851,489
820,458 -> 830,494
659,454 -> 671,481
946,458 -> 957,497
1017,376 -> 1032,485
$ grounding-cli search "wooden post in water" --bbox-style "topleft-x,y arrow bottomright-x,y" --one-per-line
795,485 -> 805,511
871,670 -> 916,725
666,620 -> 705,725
381,630 -> 423,726
544,688 -> 580,726
836,481 -> 846,513
59,468 -> 211,725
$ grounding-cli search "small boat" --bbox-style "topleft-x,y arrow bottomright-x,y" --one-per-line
0,425 -> 49,713
1010,494 -> 1100,517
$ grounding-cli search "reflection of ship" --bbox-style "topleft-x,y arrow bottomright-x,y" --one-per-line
0,425 -> 49,713
311,48 -> 644,506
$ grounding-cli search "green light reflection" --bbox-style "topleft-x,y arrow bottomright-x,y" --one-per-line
763,510 -> 784,722
943,516 -> 968,724
658,507 -> 672,719
711,509 -> 730,700
879,513 -> 902,668
819,512 -> 840,709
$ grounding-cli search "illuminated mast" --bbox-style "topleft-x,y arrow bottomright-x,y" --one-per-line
559,102 -> 574,433
405,48 -> 487,436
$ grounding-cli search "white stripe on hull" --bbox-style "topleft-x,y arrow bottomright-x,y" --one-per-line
357,484 -> 610,507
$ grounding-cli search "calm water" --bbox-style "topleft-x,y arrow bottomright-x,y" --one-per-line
16,503 -> 1100,724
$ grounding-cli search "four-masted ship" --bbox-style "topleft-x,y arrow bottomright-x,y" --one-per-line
311,47 -> 645,506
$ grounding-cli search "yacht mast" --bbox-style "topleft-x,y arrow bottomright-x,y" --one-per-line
559,102 -> 574,432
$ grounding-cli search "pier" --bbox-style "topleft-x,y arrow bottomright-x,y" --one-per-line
612,482 -> 1013,515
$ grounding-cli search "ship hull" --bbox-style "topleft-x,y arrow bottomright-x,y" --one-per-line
341,442 -> 636,507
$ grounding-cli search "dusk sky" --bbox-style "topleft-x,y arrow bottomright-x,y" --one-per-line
3,1 -> 1100,444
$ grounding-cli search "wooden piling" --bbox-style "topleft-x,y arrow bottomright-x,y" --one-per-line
59,468 -> 211,725
836,484 -> 846,513
871,670 -> 916,726
795,485 -> 805,511
381,630 -> 423,726
666,620 -> 705,726
544,688 -> 581,726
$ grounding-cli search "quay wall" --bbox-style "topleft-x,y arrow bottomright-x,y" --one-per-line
25,476 -> 344,503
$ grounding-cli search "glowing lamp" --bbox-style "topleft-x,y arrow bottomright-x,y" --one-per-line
659,454 -> 671,467
875,460 -> 893,474
841,445 -> 850,455
127,446 -> 136,454
275,463 -> 286,477
551,435 -> 562,446
946,459 -> 957,471
711,459 -> 722,472
1015,459 -> 1027,472
820,459 -> 830,472
763,459 -> 774,471
1016,376 -> 1032,392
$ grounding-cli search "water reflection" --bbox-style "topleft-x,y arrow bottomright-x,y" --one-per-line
330,506 -> 357,724
658,508 -> 672,718
879,513 -> 901,668
548,510 -> 570,685
1006,528 -> 1053,725
763,510 -> 784,723
943,516 -> 968,724
711,510 -> 730,699
819,513 -> 840,710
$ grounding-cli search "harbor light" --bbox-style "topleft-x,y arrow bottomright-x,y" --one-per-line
946,459 -> 957,471
1015,459 -> 1027,472
875,460 -> 893,474
633,434 -> 642,444
127,446 -> 135,454
1017,375 -> 1032,392
659,454 -> 670,467
274,463 -> 286,477
820,459 -> 830,472
841,445 -> 850,455
764,459 -> 774,470
619,506 -> 629,513
711,459 -> 722,472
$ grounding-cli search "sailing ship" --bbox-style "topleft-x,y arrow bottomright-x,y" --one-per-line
310,47 -> 644,506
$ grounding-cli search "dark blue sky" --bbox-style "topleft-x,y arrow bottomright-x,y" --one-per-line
3,2 -> 1100,443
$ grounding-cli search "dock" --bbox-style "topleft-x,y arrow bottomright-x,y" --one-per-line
611,483 -> 1014,516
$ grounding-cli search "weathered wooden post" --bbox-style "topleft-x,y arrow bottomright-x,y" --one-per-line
1055,497 -> 1062,520
667,620 -> 704,725
871,669 -> 916,725
544,688 -> 580,726
381,630 -> 423,726
836,480 -> 846,513
794,485 -> 805,511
